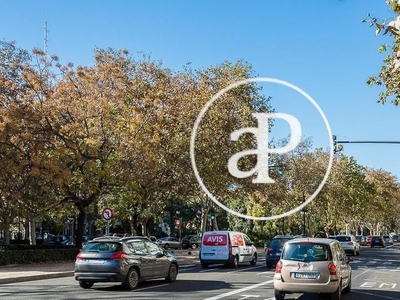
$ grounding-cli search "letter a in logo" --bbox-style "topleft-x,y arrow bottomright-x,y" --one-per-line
228,112 -> 301,184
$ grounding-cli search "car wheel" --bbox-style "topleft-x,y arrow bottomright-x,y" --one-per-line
165,263 -> 178,282
353,249 -> 357,256
343,275 -> 351,293
329,284 -> 341,300
123,268 -> 139,290
79,281 -> 93,289
230,255 -> 239,268
250,253 -> 257,265
201,262 -> 209,268
191,243 -> 198,249
164,244 -> 169,249
274,289 -> 285,300
357,249 -> 360,255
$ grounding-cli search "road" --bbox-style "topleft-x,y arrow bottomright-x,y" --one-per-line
1,244 -> 400,299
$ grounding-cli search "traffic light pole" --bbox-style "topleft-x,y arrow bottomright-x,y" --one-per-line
332,135 -> 400,154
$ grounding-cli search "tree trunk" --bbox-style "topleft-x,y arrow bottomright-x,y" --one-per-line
75,206 -> 87,249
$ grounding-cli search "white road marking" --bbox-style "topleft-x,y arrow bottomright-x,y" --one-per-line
203,280 -> 273,300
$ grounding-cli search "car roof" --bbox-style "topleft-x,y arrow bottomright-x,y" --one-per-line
286,237 -> 337,245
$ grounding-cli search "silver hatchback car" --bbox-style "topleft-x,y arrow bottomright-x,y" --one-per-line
74,237 -> 178,290
273,238 -> 352,300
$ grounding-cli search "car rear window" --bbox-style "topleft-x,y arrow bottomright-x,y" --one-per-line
282,242 -> 331,261
84,242 -> 121,253
270,238 -> 292,248
335,236 -> 351,242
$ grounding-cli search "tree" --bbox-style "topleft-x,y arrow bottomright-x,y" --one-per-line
365,0 -> 400,105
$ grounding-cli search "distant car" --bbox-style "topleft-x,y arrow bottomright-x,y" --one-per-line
47,235 -> 70,245
383,235 -> 393,245
370,235 -> 385,247
355,235 -> 366,246
181,234 -> 201,249
273,237 -> 352,300
335,235 -> 360,256
392,234 -> 399,242
265,235 -> 295,269
157,237 -> 181,249
74,237 -> 178,289
365,235 -> 372,245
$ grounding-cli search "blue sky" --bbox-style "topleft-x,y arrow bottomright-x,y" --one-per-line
1,0 -> 399,179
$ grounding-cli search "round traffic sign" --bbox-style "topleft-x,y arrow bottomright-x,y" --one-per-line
102,207 -> 114,221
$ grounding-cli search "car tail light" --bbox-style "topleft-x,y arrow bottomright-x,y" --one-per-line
76,252 -> 84,260
275,260 -> 283,273
110,251 -> 127,260
328,262 -> 337,275
268,247 -> 275,253
348,242 -> 353,245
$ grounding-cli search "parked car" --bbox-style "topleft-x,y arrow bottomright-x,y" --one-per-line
383,235 -> 393,245
265,235 -> 295,269
370,235 -> 385,247
355,235 -> 367,246
273,237 -> 352,300
392,234 -> 399,242
157,237 -> 181,249
74,236 -> 178,289
47,235 -> 70,245
335,235 -> 360,256
181,234 -> 201,249
365,235 -> 372,245
199,230 -> 257,268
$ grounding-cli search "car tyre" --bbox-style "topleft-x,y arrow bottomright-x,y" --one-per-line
123,268 -> 139,290
79,281 -> 94,289
274,289 -> 285,300
343,276 -> 351,293
164,244 -> 169,249
250,253 -> 257,265
230,255 -> 239,268
329,284 -> 341,300
165,263 -> 178,282
191,243 -> 198,249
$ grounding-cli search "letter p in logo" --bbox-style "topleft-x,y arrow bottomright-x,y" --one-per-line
228,112 -> 301,184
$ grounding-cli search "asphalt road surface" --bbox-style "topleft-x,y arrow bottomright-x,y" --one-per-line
2,244 -> 400,299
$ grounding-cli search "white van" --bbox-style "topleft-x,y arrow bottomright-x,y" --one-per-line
199,231 -> 257,268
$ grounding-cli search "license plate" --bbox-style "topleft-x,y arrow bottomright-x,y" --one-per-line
87,259 -> 106,264
292,272 -> 319,279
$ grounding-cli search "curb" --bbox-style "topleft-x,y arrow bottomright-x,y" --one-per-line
0,271 -> 74,284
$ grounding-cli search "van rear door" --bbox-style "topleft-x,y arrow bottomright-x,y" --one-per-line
200,232 -> 229,261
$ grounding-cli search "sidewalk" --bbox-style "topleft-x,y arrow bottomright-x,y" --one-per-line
0,250 -> 200,284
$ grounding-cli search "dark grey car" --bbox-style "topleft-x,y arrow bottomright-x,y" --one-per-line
74,237 -> 178,290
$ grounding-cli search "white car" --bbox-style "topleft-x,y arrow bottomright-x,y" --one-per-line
334,235 -> 360,256
273,238 -> 352,300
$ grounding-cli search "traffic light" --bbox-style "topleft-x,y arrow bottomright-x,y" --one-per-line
332,135 -> 343,154
210,214 -> 215,220
332,135 -> 337,153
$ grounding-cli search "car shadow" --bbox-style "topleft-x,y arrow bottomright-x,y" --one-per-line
91,279 -> 232,292
282,289 -> 400,299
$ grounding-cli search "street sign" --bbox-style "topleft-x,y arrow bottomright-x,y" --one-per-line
175,219 -> 181,226
102,207 -> 114,221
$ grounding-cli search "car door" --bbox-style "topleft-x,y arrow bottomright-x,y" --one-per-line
242,234 -> 255,263
144,240 -> 170,277
336,243 -> 351,289
126,240 -> 155,278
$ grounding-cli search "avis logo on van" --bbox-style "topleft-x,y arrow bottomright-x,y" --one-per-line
203,234 -> 227,245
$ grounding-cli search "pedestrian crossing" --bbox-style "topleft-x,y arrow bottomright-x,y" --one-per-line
351,258 -> 400,270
